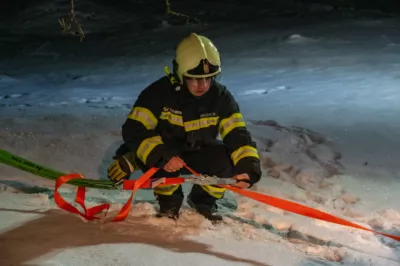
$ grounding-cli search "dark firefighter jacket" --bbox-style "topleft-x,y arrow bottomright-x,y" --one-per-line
121,75 -> 262,184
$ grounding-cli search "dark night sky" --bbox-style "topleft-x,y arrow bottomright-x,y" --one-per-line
0,0 -> 398,61
1,0 -> 399,30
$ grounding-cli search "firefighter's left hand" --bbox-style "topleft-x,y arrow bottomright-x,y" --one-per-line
232,173 -> 251,189
107,156 -> 134,184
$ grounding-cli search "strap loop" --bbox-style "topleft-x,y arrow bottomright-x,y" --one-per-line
54,166 -> 400,242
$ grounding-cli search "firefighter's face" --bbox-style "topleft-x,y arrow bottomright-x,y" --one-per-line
184,77 -> 212,97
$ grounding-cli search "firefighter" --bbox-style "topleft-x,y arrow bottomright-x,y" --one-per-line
107,33 -> 262,221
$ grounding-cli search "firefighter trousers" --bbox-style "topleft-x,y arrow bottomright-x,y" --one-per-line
137,141 -> 235,207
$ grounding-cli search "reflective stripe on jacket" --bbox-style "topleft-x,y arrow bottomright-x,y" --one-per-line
121,76 -> 261,183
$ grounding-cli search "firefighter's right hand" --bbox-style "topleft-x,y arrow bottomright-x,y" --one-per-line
107,156 -> 135,183
163,156 -> 185,173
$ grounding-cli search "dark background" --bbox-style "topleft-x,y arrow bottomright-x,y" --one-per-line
1,0 -> 399,36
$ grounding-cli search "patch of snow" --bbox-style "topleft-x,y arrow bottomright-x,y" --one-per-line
0,5 -> 400,266
285,34 -> 318,44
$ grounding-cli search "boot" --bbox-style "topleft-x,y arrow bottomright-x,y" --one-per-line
187,194 -> 223,222
155,194 -> 183,220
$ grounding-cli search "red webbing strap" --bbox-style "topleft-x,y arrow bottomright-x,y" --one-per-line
54,167 -> 400,241
184,165 -> 400,242
54,168 -> 159,222
112,167 -> 158,221
54,173 -> 110,220
112,162 -> 196,221
222,186 -> 400,242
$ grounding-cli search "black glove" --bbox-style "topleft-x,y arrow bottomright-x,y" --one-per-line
107,156 -> 135,184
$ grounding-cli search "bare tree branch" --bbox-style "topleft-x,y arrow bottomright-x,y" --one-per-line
58,0 -> 85,42
165,0 -> 200,24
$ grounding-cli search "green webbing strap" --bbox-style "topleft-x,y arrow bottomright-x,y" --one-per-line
0,149 -> 117,190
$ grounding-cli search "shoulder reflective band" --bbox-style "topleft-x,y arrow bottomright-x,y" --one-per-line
128,107 -> 158,130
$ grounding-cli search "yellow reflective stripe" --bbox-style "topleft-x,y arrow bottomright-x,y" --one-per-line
160,111 -> 184,127
128,107 -> 158,130
136,136 -> 163,164
218,113 -> 246,139
154,184 -> 180,196
107,161 -> 126,182
184,117 -> 219,132
231,145 -> 259,165
200,185 -> 226,199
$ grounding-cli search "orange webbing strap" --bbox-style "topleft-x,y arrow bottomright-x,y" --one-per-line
54,173 -> 111,220
223,186 -> 400,242
184,165 -> 400,242
115,162 -> 197,221
112,167 -> 158,221
121,160 -> 200,190
54,162 -> 197,221
54,167 -> 159,222
54,166 -> 400,241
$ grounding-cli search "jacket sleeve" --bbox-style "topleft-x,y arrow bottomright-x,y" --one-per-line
218,89 -> 262,184
121,85 -> 172,168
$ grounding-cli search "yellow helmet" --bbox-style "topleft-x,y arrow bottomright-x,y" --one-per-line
174,33 -> 221,83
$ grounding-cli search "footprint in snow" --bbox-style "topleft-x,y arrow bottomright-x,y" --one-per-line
0,93 -> 29,100
73,97 -> 113,104
239,86 -> 292,96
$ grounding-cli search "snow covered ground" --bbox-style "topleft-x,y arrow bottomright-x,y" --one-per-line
1,3 -> 400,265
